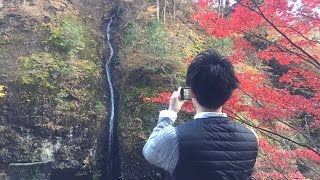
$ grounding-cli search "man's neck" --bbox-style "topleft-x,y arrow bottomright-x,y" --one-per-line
195,102 -> 222,114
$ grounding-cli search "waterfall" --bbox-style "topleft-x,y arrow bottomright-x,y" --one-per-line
104,7 -> 120,179
106,10 -> 115,161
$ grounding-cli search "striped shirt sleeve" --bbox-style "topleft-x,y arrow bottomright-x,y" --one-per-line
142,110 -> 179,174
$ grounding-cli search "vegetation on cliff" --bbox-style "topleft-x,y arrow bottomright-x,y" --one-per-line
0,0 -> 108,178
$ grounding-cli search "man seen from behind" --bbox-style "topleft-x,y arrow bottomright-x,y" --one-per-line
143,50 -> 259,180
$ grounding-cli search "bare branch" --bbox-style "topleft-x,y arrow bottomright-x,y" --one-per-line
237,0 -> 320,69
224,109 -> 320,156
249,0 -> 320,69
247,31 -> 320,69
275,25 -> 320,45
282,138 -> 320,177
239,87 -> 319,150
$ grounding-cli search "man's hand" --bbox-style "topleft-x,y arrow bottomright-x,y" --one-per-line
168,87 -> 186,114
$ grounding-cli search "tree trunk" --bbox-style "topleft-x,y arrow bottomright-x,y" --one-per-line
218,0 -> 222,17
163,0 -> 167,24
173,0 -> 176,21
156,0 -> 160,21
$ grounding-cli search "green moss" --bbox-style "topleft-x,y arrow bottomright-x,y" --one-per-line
20,52 -> 102,125
21,52 -> 69,89
94,100 -> 106,113
55,89 -> 69,103
71,60 -> 98,77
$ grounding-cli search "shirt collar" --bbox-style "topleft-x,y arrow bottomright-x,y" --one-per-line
194,112 -> 227,119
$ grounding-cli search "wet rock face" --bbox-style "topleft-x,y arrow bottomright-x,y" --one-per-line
0,112 -> 97,175
0,173 -> 8,180
8,161 -> 53,180
0,0 -> 107,177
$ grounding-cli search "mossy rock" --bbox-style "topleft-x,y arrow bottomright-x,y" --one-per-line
20,53 -> 68,90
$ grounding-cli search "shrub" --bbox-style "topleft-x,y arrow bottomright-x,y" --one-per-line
49,16 -> 86,54
207,37 -> 233,56
124,22 -> 142,47
145,21 -> 172,58
121,20 -> 182,72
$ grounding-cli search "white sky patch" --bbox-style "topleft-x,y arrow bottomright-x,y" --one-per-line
289,0 -> 302,11
287,0 -> 320,19
195,0 -> 319,16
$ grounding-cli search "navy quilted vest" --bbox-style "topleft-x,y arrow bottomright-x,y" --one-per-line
172,117 -> 258,180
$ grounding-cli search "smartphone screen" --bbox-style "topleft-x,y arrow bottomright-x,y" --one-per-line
180,87 -> 191,100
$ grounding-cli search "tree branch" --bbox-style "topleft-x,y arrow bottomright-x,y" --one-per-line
238,0 -> 320,69
274,25 -> 320,45
238,87 -> 319,150
225,109 -> 320,156
247,31 -> 320,69
249,0 -> 320,69
282,137 -> 320,177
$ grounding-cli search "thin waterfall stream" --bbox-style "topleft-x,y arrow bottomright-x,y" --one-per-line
106,10 -> 115,160
104,7 -> 121,179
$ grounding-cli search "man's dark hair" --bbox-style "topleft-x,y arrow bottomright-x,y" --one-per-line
186,49 -> 239,109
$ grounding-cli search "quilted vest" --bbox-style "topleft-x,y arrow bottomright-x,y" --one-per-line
172,117 -> 258,180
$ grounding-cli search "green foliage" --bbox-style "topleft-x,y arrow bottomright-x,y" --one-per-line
124,22 -> 142,47
49,16 -> 86,54
185,37 -> 233,57
94,101 -> 105,112
21,52 -> 99,91
55,89 -> 69,103
183,38 -> 207,59
21,53 -> 69,89
207,37 -> 234,56
145,21 -> 172,58
122,20 -> 182,72
194,39 -> 206,52
72,60 -> 98,77
123,20 -> 173,58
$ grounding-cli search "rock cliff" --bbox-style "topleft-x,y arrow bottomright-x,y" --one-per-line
0,0 -> 110,178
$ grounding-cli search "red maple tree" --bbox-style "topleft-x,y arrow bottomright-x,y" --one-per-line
144,0 -> 320,178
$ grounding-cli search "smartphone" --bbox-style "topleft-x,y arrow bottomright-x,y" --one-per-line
180,87 -> 192,100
